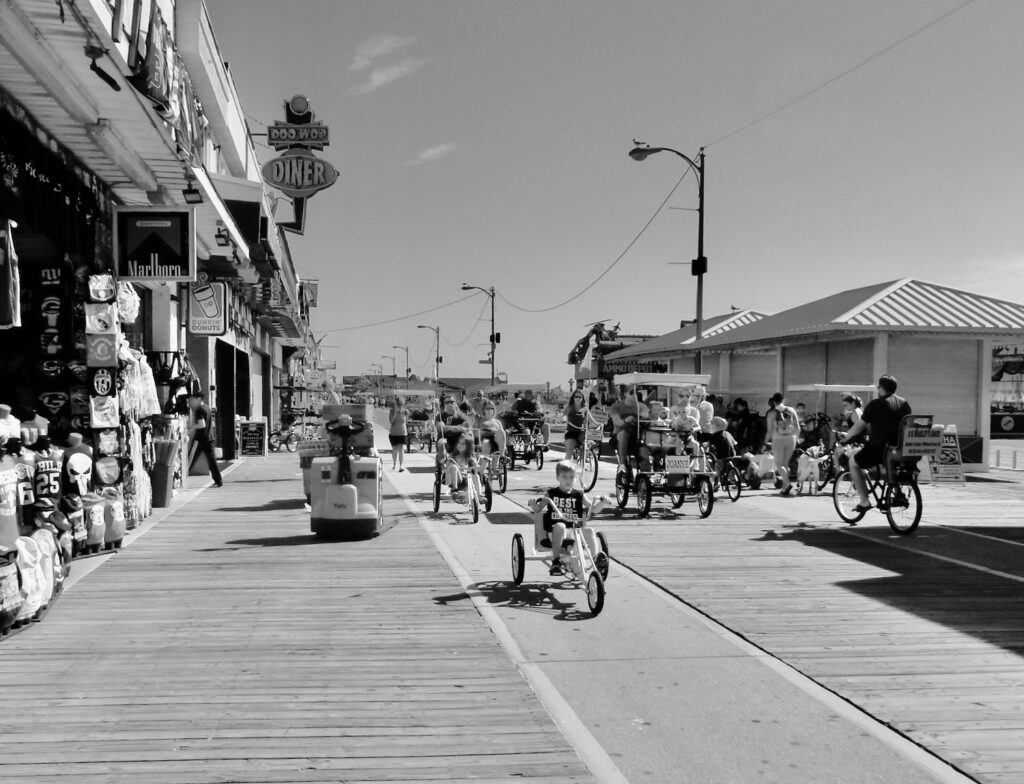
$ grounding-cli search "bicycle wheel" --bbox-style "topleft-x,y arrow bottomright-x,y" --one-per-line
581,447 -> 599,491
696,476 -> 715,518
535,443 -> 544,470
511,534 -> 525,585
885,478 -> 922,535
668,487 -> 685,509
285,433 -> 300,452
614,467 -> 630,509
483,478 -> 493,513
586,571 -> 605,616
832,472 -> 867,523
497,460 -> 508,494
506,444 -> 516,472
724,465 -> 742,502
268,434 -> 281,452
432,481 -> 441,514
635,475 -> 652,518
815,454 -> 833,492
471,494 -> 480,524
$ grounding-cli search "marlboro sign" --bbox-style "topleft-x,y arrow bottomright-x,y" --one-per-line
113,206 -> 196,283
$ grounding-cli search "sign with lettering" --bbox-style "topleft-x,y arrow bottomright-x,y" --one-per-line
268,122 -> 330,150
261,149 -> 339,199
187,281 -> 227,337
238,421 -> 268,457
926,426 -> 966,483
113,206 -> 196,283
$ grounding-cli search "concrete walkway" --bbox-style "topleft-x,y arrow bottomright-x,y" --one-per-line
0,454 -> 596,784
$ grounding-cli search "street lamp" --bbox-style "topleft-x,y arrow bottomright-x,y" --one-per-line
381,353 -> 396,379
416,325 -> 441,393
392,345 -> 409,388
629,141 -> 706,372
369,362 -> 383,401
461,284 -> 496,385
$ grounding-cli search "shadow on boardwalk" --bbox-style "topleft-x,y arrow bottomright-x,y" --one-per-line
752,522 -> 1024,659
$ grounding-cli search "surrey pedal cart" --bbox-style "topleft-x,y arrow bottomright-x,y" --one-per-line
402,389 -> 438,452
510,494 -> 611,616
612,372 -> 717,518
309,404 -> 385,538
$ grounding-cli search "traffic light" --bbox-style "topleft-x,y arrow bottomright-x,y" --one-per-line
490,333 -> 501,344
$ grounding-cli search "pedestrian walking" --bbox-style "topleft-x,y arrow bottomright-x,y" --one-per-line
388,396 -> 409,471
765,392 -> 799,496
187,391 -> 222,487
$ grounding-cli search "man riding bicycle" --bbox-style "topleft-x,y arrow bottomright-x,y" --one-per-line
839,375 -> 912,512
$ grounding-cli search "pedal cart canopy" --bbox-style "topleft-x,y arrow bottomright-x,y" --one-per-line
613,372 -> 711,388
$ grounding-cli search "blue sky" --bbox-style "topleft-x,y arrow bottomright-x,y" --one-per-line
208,0 -> 1022,386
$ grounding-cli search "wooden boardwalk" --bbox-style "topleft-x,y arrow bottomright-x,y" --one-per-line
0,455 -> 595,784
600,484 -> 1024,784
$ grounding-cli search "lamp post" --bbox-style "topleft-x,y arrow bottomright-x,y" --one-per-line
461,284 -> 496,385
417,325 -> 440,393
392,345 -> 409,388
369,363 -> 383,401
629,142 -> 706,373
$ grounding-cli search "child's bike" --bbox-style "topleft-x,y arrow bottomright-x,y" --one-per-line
510,500 -> 610,616
432,456 -> 491,523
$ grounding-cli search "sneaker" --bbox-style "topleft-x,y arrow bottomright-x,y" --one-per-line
549,559 -> 562,576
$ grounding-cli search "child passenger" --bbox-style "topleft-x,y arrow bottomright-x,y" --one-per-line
446,434 -> 476,503
529,461 -> 609,576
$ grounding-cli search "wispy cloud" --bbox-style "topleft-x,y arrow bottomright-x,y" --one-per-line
406,143 -> 460,166
350,34 -> 415,71
350,58 -> 431,96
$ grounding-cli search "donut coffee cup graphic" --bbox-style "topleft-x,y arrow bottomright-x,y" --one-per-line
193,284 -> 220,318
187,280 -> 227,336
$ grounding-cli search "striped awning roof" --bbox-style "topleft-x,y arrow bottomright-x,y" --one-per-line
691,278 -> 1024,351
602,310 -> 766,360
842,279 -> 1024,330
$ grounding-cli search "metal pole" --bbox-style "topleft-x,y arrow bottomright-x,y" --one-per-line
489,287 -> 496,386
435,326 -> 440,394
695,149 -> 705,375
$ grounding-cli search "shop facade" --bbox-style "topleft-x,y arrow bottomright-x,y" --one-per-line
647,279 -> 1024,471
0,0 -> 316,629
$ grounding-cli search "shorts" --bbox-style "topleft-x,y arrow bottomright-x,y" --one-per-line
480,434 -> 498,453
565,426 -> 584,442
388,434 -> 406,446
853,444 -> 886,469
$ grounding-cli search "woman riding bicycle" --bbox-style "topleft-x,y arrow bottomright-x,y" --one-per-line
479,400 -> 507,461
563,389 -> 602,465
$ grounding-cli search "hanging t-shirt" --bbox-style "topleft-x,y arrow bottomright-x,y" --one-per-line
0,457 -> 19,550
13,451 -> 35,507
0,223 -> 21,330
33,450 -> 63,504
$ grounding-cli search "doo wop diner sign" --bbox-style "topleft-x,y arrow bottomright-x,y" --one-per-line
261,149 -> 339,200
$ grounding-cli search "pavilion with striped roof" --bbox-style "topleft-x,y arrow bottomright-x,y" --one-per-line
680,278 -> 1024,470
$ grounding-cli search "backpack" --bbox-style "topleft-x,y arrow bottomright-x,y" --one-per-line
776,408 -> 797,437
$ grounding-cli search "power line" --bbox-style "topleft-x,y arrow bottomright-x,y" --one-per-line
316,292 -> 482,333
441,297 -> 490,347
497,169 -> 690,313
705,0 -> 980,149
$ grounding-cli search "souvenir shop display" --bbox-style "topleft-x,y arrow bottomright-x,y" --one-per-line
0,404 -> 20,443
0,551 -> 22,635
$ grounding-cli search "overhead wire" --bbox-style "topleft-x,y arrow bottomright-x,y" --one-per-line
497,168 -> 690,313
704,0 -> 980,149
315,292 -> 482,333
440,297 -> 490,347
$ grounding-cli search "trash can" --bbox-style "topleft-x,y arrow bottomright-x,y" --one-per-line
151,439 -> 180,508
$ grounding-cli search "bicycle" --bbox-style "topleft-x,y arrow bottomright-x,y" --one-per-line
511,496 -> 611,616
832,449 -> 923,534
566,427 -> 602,492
